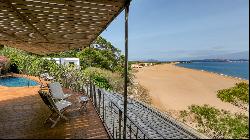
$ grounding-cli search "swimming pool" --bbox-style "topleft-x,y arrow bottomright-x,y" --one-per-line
0,76 -> 39,87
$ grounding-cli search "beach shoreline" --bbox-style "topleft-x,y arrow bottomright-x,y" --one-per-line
134,63 -> 248,115
175,63 -> 249,82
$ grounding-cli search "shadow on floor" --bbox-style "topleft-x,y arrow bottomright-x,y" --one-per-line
0,88 -> 108,139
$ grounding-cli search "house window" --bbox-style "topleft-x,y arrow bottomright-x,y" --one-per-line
69,62 -> 75,67
69,62 -> 75,65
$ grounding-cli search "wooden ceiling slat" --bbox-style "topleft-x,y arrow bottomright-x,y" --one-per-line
0,0 -> 127,54
12,1 -> 121,15
83,0 -> 124,6
4,0 -> 50,42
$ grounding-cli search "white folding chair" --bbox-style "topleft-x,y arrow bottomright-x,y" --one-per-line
38,90 -> 72,128
48,82 -> 72,100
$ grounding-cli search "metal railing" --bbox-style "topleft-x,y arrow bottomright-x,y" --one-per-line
60,78 -> 205,139
84,83 -> 150,139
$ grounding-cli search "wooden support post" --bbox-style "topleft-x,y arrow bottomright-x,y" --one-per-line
123,1 -> 130,139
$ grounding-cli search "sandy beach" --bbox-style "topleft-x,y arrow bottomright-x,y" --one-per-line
134,64 -> 248,114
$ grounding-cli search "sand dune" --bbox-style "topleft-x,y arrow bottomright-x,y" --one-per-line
134,64 -> 248,114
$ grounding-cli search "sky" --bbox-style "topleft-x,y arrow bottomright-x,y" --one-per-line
101,0 -> 249,61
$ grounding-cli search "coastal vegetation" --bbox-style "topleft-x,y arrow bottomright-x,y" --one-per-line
179,83 -> 249,139
0,36 -> 151,104
179,105 -> 249,139
217,82 -> 249,110
84,67 -> 123,91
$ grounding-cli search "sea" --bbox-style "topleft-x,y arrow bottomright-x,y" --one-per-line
176,62 -> 249,80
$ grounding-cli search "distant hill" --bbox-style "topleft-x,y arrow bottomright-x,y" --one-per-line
181,51 -> 249,61
190,59 -> 249,62
131,51 -> 249,62
205,51 -> 249,60
143,59 -> 160,62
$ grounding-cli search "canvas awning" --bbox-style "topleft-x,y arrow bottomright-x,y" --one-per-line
0,0 -> 127,55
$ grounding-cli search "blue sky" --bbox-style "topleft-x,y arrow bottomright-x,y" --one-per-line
101,0 -> 249,61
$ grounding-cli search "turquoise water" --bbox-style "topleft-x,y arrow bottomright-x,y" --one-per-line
0,77 -> 39,87
176,62 -> 249,80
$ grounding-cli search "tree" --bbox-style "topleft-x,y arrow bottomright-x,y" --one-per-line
41,36 -> 124,73
46,49 -> 79,58
77,36 -> 124,73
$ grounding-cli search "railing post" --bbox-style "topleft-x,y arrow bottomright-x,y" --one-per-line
111,103 -> 115,138
98,89 -> 101,114
129,123 -> 132,139
86,84 -> 88,96
93,85 -> 97,107
90,82 -> 93,100
118,109 -> 122,139
102,92 -> 105,122
135,128 -> 138,139
65,78 -> 68,88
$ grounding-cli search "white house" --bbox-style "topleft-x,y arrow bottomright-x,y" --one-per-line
44,58 -> 81,69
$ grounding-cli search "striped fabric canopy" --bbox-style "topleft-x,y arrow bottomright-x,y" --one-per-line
0,0 -> 127,55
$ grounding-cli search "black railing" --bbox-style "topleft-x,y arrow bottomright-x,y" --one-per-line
60,77 -> 204,139
55,78 -> 204,139
84,83 -> 150,139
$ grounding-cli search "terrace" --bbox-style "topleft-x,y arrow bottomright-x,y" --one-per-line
0,84 -> 108,139
0,0 -> 207,139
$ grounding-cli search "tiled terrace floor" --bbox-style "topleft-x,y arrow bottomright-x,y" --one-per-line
0,85 -> 109,139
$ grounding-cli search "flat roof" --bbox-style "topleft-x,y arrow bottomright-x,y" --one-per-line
0,0 -> 127,55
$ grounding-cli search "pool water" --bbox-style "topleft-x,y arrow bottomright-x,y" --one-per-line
0,77 -> 39,87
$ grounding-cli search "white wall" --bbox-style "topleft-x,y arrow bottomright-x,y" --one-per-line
44,58 -> 81,69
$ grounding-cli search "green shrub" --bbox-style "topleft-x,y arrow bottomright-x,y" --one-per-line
84,67 -> 123,92
217,82 -> 249,107
92,75 -> 112,90
189,104 -> 220,122
182,105 -> 249,139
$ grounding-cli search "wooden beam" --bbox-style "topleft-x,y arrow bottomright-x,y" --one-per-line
0,30 -> 25,42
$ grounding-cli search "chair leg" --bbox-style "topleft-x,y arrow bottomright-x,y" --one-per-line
84,101 -> 88,112
59,113 -> 68,121
79,101 -> 88,112
44,112 -> 62,128
44,112 -> 53,124
83,102 -> 87,112
50,115 -> 61,128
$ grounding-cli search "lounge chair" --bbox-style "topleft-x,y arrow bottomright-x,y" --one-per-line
40,73 -> 54,81
38,90 -> 72,128
48,82 -> 72,100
